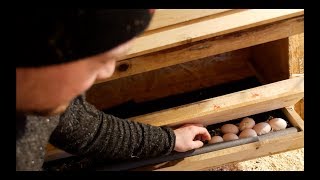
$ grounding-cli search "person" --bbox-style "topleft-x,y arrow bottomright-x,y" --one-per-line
16,9 -> 211,171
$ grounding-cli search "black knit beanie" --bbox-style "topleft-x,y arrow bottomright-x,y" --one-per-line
14,9 -> 154,67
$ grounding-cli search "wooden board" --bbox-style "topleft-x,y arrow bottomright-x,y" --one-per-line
87,48 -> 254,110
95,15 -> 304,84
294,99 -> 304,120
289,33 -> 304,119
131,76 -> 304,127
282,106 -> 304,131
122,9 -> 304,60
289,33 -> 304,75
134,131 -> 303,171
146,9 -> 231,31
136,107 -> 304,171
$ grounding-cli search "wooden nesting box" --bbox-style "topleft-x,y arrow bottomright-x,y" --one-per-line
45,9 -> 304,171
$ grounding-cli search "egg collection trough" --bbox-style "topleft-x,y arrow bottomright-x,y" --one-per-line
96,127 -> 298,171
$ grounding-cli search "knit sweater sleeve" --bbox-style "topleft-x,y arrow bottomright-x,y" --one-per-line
49,95 -> 175,160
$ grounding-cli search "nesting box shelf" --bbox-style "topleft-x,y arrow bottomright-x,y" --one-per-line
45,9 -> 304,171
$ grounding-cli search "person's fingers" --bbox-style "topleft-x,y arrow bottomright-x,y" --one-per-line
191,140 -> 204,149
193,127 -> 211,141
194,134 -> 201,141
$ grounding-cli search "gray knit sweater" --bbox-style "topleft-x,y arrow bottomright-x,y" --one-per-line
16,95 -> 175,171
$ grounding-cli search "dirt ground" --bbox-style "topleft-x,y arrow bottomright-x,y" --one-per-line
206,148 -> 304,171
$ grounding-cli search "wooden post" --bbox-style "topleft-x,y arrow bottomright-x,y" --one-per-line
289,33 -> 304,119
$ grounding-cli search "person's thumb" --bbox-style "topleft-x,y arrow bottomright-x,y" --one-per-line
191,140 -> 204,149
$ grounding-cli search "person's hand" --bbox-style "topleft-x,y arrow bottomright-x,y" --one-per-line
173,124 -> 211,152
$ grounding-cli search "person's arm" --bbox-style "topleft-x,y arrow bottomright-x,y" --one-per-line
49,95 -> 211,160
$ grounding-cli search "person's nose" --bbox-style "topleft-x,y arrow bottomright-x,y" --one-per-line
95,59 -> 116,81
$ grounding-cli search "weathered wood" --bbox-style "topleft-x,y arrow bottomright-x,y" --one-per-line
282,106 -> 304,131
289,33 -> 304,119
249,38 -> 290,84
87,49 -> 253,110
134,131 -> 304,171
289,33 -> 304,75
95,15 -> 304,84
122,9 -> 304,60
131,76 -> 304,127
146,9 -> 231,31
294,99 -> 304,120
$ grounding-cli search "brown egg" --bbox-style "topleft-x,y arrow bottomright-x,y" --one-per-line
239,117 -> 255,131
208,136 -> 224,144
239,129 -> 257,138
221,124 -> 239,134
269,118 -> 287,131
223,133 -> 239,141
253,122 -> 271,135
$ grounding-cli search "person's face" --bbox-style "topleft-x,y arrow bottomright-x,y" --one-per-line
16,40 -> 133,116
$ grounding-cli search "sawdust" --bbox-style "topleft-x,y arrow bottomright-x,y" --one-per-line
206,148 -> 304,171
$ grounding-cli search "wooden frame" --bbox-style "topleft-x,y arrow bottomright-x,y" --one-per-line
45,10 -> 304,170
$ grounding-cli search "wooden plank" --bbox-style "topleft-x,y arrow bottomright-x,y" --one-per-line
87,49 -> 254,110
294,99 -> 304,120
146,9 -> 231,31
133,131 -> 304,171
282,106 -> 304,131
122,9 -> 304,60
289,33 -> 304,75
131,76 -> 304,127
249,38 -> 290,84
95,15 -> 304,84
289,33 -> 304,119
